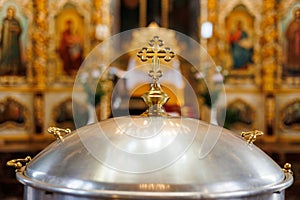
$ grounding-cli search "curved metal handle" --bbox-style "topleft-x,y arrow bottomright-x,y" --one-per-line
48,127 -> 71,142
241,130 -> 263,144
7,156 -> 31,171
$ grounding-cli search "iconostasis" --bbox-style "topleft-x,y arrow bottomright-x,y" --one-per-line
204,0 -> 300,143
0,0 -> 299,144
0,0 -> 111,141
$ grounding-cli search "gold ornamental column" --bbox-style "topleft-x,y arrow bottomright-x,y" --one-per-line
32,0 -> 47,89
261,0 -> 277,138
207,0 -> 217,59
261,0 -> 277,92
197,0 -> 217,122
93,0 -> 112,120
139,0 -> 146,27
93,0 -> 111,38
161,0 -> 169,28
207,0 -> 218,94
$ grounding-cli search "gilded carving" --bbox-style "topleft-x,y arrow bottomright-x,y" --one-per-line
33,0 -> 47,88
93,0 -> 102,24
261,0 -> 276,91
207,0 -> 217,58
93,0 -> 112,120
93,0 -> 111,31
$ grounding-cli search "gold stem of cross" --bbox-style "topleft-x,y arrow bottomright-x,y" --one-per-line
152,57 -> 160,83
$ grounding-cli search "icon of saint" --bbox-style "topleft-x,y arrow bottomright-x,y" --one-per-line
58,19 -> 83,76
285,8 -> 300,75
228,21 -> 253,69
0,6 -> 25,76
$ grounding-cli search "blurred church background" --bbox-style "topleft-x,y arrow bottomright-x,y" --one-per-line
0,0 -> 299,199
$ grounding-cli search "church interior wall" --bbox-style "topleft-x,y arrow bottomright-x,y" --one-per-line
0,0 -> 299,199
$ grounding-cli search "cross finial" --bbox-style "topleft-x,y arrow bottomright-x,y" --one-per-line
137,36 -> 175,83
137,36 -> 175,116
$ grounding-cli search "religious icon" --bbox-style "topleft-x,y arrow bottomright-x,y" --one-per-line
54,99 -> 89,130
0,6 -> 25,76
226,5 -> 254,71
55,2 -> 85,77
57,19 -> 83,76
0,97 -> 26,127
219,99 -> 254,130
284,8 -> 300,76
228,20 -> 253,70
281,100 -> 300,131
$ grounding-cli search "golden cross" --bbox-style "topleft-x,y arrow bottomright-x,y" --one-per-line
137,36 -> 175,82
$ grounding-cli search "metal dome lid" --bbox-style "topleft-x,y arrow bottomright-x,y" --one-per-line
15,116 -> 292,199
8,31 -> 293,199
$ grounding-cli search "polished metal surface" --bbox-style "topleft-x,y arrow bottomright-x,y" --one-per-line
15,116 -> 293,199
18,173 -> 293,199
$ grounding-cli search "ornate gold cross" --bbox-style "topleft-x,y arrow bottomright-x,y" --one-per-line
136,36 -> 175,116
137,36 -> 175,83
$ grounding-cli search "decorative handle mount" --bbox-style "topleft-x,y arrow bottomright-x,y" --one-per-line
283,163 -> 293,175
48,127 -> 71,142
7,156 -> 31,172
241,130 -> 263,144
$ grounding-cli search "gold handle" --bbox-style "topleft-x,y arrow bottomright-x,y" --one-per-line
7,156 -> 31,171
283,163 -> 293,175
241,130 -> 263,144
48,127 -> 71,142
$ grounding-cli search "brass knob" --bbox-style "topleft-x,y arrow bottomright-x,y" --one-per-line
241,130 -> 263,144
283,163 -> 293,175
141,82 -> 170,116
48,127 -> 71,142
7,156 -> 31,172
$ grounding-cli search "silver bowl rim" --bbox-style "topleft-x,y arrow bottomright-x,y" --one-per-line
16,168 -> 293,199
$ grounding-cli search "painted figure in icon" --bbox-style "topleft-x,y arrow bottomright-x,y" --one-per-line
0,98 -> 25,125
285,8 -> 300,75
0,6 -> 25,76
228,21 -> 253,69
58,19 -> 83,76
